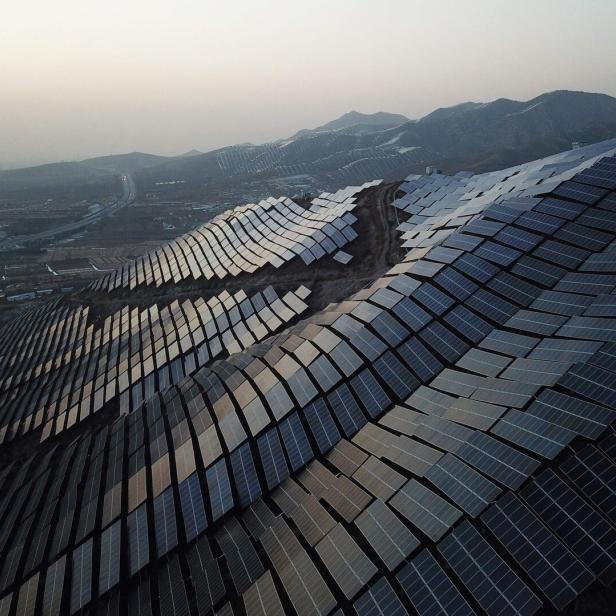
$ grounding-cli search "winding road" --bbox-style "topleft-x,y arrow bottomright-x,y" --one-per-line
0,173 -> 136,250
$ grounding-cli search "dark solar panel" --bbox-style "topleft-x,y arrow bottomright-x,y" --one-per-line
354,577 -> 408,616
522,469 -> 616,585
438,521 -> 542,615
397,549 -> 475,616
482,492 -> 595,610
231,443 -> 262,509
127,504 -> 149,576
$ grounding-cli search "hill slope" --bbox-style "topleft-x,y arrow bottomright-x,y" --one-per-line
135,90 -> 616,197
4,90 -> 616,201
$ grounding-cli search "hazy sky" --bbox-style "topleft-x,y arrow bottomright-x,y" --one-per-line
2,0 -> 616,167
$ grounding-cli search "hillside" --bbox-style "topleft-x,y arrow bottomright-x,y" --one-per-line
135,90 -> 616,196
1,141 -> 616,615
4,90 -> 616,202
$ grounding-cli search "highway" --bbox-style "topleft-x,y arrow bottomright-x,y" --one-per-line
0,173 -> 136,250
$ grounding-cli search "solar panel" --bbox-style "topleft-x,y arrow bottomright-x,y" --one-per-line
327,439 -> 367,476
242,571 -> 285,616
491,409 -> 576,459
6,149 -> 616,615
455,431 -> 539,489
328,383 -> 367,437
525,389 -> 615,439
398,337 -> 443,381
99,520 -> 121,595
187,537 -> 226,612
230,443 -> 262,510
217,518 -> 264,594
127,503 -> 149,575
350,369 -> 391,418
257,428 -> 290,490
153,487 -> 178,557
419,322 -> 469,363
397,548 -> 475,616
261,518 -> 336,615
553,180 -> 608,204
374,351 -> 419,399
158,556 -> 191,616
355,498 -> 419,570
522,469 -> 616,585
278,482 -> 336,545
390,479 -> 462,541
351,455 -> 406,501
482,492 -> 594,610
438,521 -> 542,615
559,362 -> 616,408
315,523 -> 378,599
41,555 -> 66,616
303,397 -> 341,454
70,539 -> 93,614
178,471 -> 208,542
206,459 -> 234,521
426,454 -> 501,517
354,577 -> 408,616
561,445 -> 616,519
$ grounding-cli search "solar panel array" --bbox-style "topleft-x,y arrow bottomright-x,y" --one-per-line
393,138 -> 616,251
2,145 -> 616,615
90,182 -> 380,294
0,285 -> 310,444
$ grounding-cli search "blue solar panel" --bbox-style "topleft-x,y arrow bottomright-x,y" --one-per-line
279,412 -> 314,472
392,297 -> 432,331
303,397 -> 341,454
453,253 -> 498,283
374,351 -> 419,399
444,305 -> 491,343
153,487 -> 178,557
230,443 -> 262,509
206,459 -> 234,521
419,322 -> 469,363
328,383 -> 367,437
415,283 -> 456,315
553,180 -> 608,204
257,427 -> 290,490
475,240 -> 522,266
561,445 -> 616,520
70,539 -> 93,614
350,369 -> 391,418
434,268 -> 478,301
397,337 -> 443,381
179,472 -> 208,542
426,454 -> 501,517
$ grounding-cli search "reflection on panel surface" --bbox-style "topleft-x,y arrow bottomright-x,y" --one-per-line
1,144 -> 616,614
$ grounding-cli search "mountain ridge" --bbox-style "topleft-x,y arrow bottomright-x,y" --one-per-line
3,90 -> 616,198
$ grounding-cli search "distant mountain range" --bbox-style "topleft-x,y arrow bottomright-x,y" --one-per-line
3,90 -> 616,199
